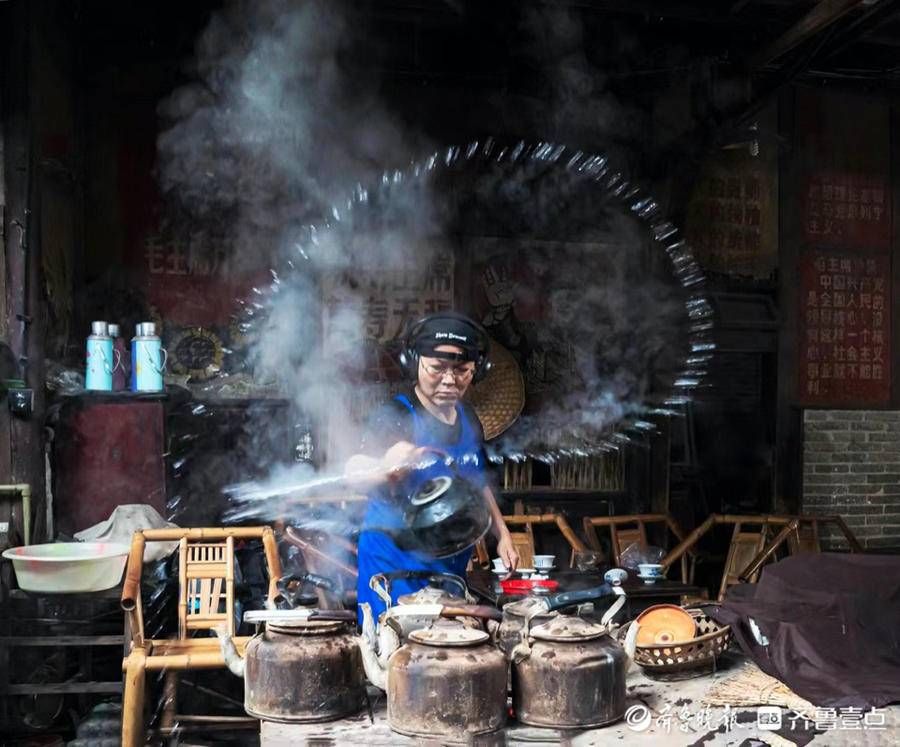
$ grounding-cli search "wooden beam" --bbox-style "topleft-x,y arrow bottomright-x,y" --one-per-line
822,0 -> 900,58
731,0 -> 756,13
750,0 -> 867,68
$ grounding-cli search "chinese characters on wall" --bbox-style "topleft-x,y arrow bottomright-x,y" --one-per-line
685,148 -> 778,278
359,251 -> 455,342
800,253 -> 890,405
323,249 -> 455,346
804,172 -> 891,251
140,231 -> 266,327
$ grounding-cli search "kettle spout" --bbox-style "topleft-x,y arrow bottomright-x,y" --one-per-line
357,603 -> 399,691
213,624 -> 245,678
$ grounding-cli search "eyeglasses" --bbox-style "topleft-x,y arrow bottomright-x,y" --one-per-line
422,361 -> 475,381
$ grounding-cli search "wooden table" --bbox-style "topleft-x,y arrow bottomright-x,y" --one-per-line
465,569 -> 706,620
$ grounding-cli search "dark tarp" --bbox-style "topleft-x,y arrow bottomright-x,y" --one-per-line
710,553 -> 900,709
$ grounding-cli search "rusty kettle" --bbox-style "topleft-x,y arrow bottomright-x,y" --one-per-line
387,624 -> 508,741
217,607 -> 366,723
506,580 -> 639,729
358,572 -> 501,690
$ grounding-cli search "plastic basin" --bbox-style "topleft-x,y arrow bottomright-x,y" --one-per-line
2,542 -> 130,593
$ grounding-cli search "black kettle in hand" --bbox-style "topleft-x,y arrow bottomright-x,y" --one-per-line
390,449 -> 492,559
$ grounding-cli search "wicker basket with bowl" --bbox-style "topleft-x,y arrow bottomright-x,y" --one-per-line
620,605 -> 732,676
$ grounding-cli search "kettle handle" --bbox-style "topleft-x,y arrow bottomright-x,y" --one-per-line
543,583 -> 616,611
275,571 -> 337,609
369,570 -> 470,605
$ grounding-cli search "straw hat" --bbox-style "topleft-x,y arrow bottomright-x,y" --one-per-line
465,338 -> 525,440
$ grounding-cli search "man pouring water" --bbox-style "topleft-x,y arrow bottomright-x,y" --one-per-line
345,312 -> 519,622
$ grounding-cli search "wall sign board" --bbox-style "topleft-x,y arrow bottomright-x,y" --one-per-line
803,172 -> 890,252
799,252 -> 890,406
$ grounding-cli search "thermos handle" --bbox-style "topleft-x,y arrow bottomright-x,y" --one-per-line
112,348 -> 123,373
97,346 -> 111,375
151,347 -> 168,374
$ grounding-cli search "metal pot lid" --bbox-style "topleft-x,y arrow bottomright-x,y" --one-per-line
529,616 -> 608,642
397,587 -> 466,606
503,597 -> 557,618
408,627 -> 489,647
267,618 -> 347,635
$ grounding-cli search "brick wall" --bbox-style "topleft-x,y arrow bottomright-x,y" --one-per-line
803,410 -> 900,550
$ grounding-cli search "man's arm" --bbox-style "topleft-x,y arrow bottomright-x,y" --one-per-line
344,441 -> 423,491
482,485 -> 519,571
344,401 -> 418,490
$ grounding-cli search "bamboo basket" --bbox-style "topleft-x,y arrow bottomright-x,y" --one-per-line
620,608 -> 732,673
465,339 -> 525,440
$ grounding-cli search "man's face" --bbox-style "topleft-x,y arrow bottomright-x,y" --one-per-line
417,344 -> 476,406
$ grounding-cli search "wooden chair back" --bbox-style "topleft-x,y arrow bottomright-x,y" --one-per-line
178,536 -> 235,639
471,538 -> 491,569
718,521 -> 769,601
284,526 -> 358,580
788,519 -> 821,554
610,523 -> 648,563
121,526 -> 282,652
583,514 -> 692,582
503,513 -> 586,568
509,527 -> 535,568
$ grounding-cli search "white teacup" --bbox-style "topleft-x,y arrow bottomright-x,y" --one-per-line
638,563 -> 664,578
492,558 -> 508,572
533,554 -> 555,570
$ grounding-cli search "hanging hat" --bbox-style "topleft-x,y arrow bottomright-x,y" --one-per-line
465,338 -> 525,440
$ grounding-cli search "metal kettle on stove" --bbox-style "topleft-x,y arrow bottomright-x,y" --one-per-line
498,573 -> 639,729
216,573 -> 366,723
357,571 -> 501,689
356,572 -> 508,741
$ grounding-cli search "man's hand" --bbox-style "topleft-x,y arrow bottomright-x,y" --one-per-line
496,534 -> 520,575
382,441 -> 433,482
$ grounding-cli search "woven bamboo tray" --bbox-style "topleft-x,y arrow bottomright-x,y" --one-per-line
465,339 -> 525,440
620,607 -> 732,673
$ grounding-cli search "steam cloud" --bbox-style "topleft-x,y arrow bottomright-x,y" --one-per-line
155,0 -> 706,522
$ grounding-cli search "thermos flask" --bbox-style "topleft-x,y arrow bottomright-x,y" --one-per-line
85,321 -> 120,391
131,322 -> 167,392
109,324 -> 129,391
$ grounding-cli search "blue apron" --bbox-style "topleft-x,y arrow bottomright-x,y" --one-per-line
356,394 -> 486,624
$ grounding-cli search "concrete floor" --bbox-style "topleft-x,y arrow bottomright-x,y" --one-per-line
260,653 -> 900,746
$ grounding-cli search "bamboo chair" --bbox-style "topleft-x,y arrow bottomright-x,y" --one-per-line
718,519 -> 772,600
660,513 -> 863,602
283,526 -> 360,608
788,519 -> 820,554
503,513 -> 587,568
283,526 -> 358,581
508,526 -> 536,569
470,538 -> 491,570
582,513 -> 694,584
120,527 -> 282,747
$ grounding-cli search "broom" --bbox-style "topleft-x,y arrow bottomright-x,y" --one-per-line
703,662 -> 818,717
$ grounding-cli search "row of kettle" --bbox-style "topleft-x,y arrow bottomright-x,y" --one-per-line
85,321 -> 167,393
215,570 -> 638,741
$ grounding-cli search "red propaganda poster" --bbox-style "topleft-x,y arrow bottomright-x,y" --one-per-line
804,172 -> 891,251
799,252 -> 891,406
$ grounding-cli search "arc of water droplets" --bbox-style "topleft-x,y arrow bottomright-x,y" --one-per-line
237,138 -> 716,465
